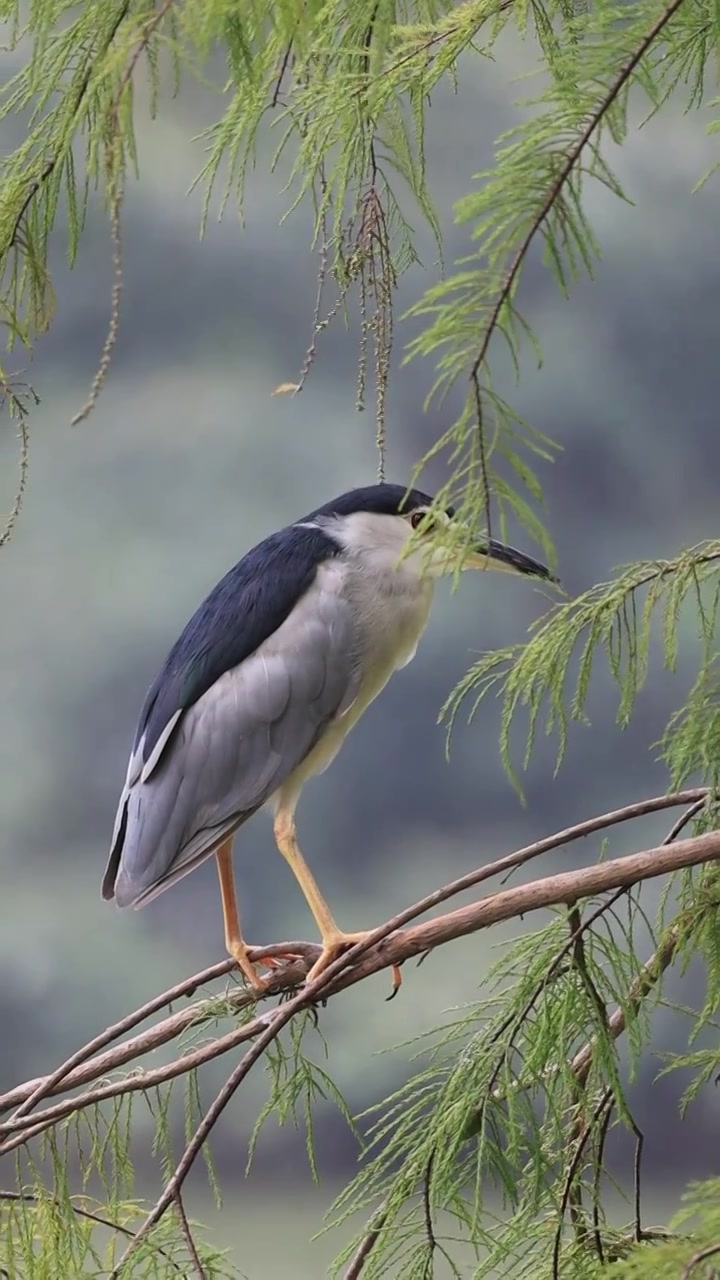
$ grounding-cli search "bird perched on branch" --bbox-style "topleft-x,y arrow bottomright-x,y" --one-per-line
103,483 -> 553,992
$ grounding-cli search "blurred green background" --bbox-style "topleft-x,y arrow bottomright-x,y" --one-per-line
2,32 -> 720,1277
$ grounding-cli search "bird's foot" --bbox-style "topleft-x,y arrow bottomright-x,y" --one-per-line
228,941 -> 307,993
306,931 -> 402,998
228,940 -> 273,994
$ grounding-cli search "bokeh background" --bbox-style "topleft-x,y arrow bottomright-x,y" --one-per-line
2,29 -> 720,1278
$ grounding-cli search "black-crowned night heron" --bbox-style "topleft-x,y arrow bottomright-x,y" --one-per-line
103,484 -> 553,991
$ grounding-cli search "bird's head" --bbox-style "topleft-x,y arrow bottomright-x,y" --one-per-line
304,483 -> 557,584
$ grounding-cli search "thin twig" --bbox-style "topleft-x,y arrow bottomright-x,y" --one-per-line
591,1099 -> 613,1263
570,927 -> 680,1089
70,160 -> 124,426
566,905 -> 593,1250
629,1109 -> 644,1244
2,2 -> 131,257
568,791 -> 708,1089
468,885 -> 627,1135
664,797 -> 707,842
112,0 -> 178,107
343,1197 -> 390,1280
0,1190 -> 183,1273
472,377 -> 493,548
173,1191 -> 207,1279
350,4 -> 513,103
71,0 -> 178,426
422,1153 -> 437,1260
553,1089 -> 613,1280
683,1241 -> 720,1279
468,0 -> 689,396
271,40 -> 294,108
0,378 -> 34,549
567,903 -> 609,1031
290,230 -> 330,395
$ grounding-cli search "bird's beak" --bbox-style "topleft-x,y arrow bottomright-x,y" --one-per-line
468,538 -> 558,582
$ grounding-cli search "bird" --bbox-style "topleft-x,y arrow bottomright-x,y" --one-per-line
103,483 -> 554,993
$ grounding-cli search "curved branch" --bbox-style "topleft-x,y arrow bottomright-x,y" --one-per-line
683,1241 -> 720,1279
0,789 -> 704,1124
348,801 -> 707,1275
2,943 -> 316,1121
106,829 -> 720,1273
2,824 -> 718,1264
469,0 -> 689,387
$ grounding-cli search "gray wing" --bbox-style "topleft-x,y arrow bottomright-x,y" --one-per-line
106,562 -> 361,908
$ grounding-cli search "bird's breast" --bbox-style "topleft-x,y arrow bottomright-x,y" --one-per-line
338,569 -> 434,725
275,568 -> 433,799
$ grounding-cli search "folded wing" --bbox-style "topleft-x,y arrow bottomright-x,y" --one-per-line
103,553 -> 359,908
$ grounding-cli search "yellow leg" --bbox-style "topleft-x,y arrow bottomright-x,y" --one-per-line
273,809 -> 402,992
215,839 -> 268,992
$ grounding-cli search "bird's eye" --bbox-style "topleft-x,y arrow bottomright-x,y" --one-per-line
410,510 -> 432,531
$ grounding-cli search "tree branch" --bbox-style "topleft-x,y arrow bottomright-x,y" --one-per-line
2,813 -> 718,1269
88,831 -> 720,1271
570,925 -> 680,1089
468,0 -> 689,390
682,1241 -> 720,1279
568,794 -> 706,1089
2,2 -> 132,258
344,1202 -> 389,1280
173,1191 -> 206,1280
0,1190 -> 183,1273
2,943 -> 317,1120
0,790 -> 706,1127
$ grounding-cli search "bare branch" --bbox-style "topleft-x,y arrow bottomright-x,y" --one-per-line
1,815 -> 716,1156
0,791 -> 706,1125
553,1089 -> 613,1280
0,950 -> 320,1132
104,830 -> 720,1272
173,1191 -> 207,1279
2,805 -> 718,1270
683,1241 -> 720,1279
343,1198 -> 391,1279
3,943 -> 316,1120
6,955 -> 235,1119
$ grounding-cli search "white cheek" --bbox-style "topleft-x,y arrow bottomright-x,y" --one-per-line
397,643 -> 419,669
411,544 -> 457,578
401,546 -> 428,576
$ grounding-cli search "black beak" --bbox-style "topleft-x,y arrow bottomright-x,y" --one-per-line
476,538 -> 558,582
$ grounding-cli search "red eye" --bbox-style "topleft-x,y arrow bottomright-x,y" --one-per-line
411,511 -> 427,530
